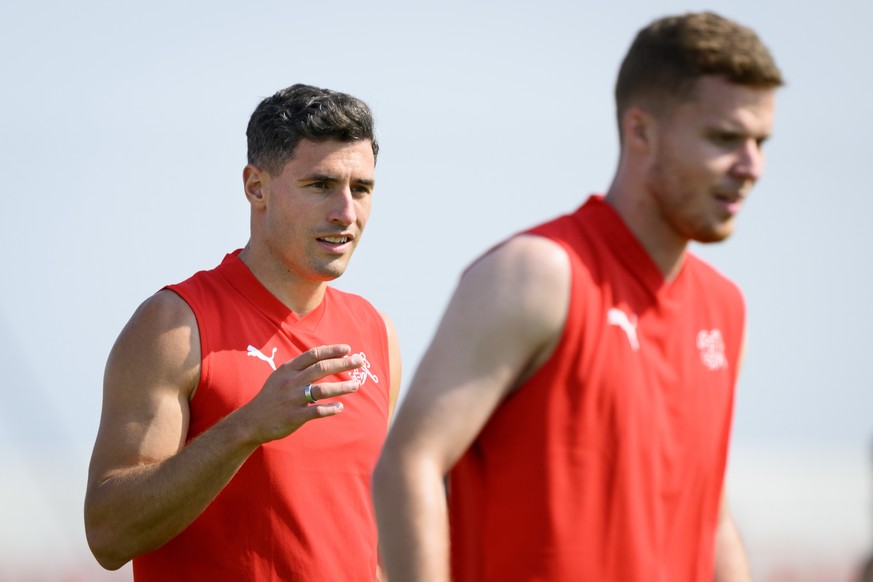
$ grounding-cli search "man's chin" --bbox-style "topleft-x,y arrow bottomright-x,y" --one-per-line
694,230 -> 733,244
692,221 -> 736,244
316,261 -> 350,281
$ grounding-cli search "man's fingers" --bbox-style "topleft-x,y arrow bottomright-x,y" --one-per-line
282,344 -> 350,371
308,401 -> 345,419
299,382 -> 359,423
308,353 -> 364,382
283,344 -> 361,374
305,379 -> 361,403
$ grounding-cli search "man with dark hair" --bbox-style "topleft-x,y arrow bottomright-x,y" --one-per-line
374,12 -> 781,581
85,84 -> 400,580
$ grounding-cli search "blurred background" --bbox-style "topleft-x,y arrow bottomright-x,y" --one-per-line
1,1 -> 871,580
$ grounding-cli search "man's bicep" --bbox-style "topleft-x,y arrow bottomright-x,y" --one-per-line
89,291 -> 200,482
388,236 -> 570,472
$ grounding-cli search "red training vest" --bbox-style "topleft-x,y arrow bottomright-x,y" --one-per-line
134,251 -> 390,581
449,196 -> 744,581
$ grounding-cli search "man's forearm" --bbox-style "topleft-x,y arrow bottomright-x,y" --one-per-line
714,509 -> 751,582
374,456 -> 451,581
85,414 -> 259,570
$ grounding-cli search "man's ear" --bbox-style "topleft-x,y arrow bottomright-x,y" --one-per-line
621,106 -> 656,155
243,164 -> 267,209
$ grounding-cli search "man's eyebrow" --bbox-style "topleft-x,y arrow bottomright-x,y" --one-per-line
354,178 -> 375,188
299,173 -> 337,183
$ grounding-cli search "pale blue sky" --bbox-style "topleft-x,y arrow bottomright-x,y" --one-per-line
2,1 -> 871,578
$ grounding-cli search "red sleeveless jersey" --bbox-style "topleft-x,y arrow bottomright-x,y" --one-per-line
448,196 -> 745,581
133,251 -> 391,581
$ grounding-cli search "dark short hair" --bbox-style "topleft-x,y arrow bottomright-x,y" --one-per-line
246,83 -> 378,175
615,12 -> 784,123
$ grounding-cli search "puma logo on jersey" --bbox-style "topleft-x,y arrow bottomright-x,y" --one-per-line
349,351 -> 380,385
607,308 -> 640,351
247,345 -> 278,371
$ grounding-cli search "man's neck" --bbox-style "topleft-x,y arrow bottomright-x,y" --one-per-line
604,185 -> 688,283
237,245 -> 327,316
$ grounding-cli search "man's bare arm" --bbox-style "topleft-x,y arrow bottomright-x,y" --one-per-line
85,290 -> 364,569
714,491 -> 752,581
380,311 -> 402,421
373,235 -> 570,581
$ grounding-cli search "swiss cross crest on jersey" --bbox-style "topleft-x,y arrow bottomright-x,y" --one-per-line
348,351 -> 380,385
696,329 -> 728,371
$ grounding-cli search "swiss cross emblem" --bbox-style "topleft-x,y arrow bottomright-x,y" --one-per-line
348,351 -> 380,385
696,329 -> 728,371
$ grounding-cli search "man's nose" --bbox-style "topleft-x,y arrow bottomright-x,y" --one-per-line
328,187 -> 356,225
733,139 -> 765,182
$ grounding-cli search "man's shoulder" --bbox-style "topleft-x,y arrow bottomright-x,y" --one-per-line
522,196 -> 603,239
133,288 -> 198,332
466,202 -> 590,278
167,252 -> 236,290
111,289 -> 199,381
467,232 -> 571,284
163,252 -> 254,312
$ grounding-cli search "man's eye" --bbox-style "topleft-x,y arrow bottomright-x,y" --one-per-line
710,132 -> 741,146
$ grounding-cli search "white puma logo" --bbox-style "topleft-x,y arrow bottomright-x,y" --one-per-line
247,345 -> 278,371
607,308 -> 639,351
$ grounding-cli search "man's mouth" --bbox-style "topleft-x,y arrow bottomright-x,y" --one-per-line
713,192 -> 746,215
715,192 -> 742,203
319,236 -> 352,244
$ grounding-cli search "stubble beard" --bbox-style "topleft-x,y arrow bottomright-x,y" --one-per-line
647,156 -> 733,245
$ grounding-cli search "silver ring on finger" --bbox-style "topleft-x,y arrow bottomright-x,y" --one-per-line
304,384 -> 318,404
